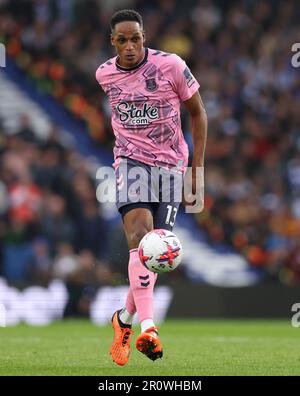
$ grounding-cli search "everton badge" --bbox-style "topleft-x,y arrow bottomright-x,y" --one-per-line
145,78 -> 158,92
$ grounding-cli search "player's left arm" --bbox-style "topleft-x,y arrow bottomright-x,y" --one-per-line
183,91 -> 207,168
182,91 -> 207,210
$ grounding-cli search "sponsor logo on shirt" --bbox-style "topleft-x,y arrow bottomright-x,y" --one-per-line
116,101 -> 159,125
183,67 -> 195,88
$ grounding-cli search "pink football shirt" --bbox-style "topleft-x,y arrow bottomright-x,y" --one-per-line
96,48 -> 200,172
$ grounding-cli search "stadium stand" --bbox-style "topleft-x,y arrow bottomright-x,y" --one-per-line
0,0 -> 300,298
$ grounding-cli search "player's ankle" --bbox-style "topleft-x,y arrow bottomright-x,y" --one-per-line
117,309 -> 133,328
141,318 -> 155,333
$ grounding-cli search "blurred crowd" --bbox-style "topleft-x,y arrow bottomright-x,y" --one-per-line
0,0 -> 300,285
0,117 -> 131,315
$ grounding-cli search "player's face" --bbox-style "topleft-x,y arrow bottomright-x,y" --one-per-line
111,21 -> 145,68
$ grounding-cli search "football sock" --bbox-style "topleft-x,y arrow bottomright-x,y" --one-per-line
125,287 -> 136,317
119,307 -> 135,326
141,319 -> 155,333
128,248 -> 156,323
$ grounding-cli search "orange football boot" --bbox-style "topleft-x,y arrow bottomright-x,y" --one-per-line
110,310 -> 133,366
136,326 -> 163,361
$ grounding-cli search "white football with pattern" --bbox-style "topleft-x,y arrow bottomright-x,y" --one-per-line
138,229 -> 183,274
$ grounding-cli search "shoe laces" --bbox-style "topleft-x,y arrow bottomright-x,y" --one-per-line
121,329 -> 132,347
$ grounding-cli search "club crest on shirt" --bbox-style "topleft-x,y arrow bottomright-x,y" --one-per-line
145,78 -> 158,92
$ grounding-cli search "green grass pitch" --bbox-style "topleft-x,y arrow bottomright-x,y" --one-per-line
0,319 -> 299,376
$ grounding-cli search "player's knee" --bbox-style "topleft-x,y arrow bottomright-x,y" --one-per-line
129,227 -> 150,248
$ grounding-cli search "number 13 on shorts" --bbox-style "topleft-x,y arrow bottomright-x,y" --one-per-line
165,205 -> 178,227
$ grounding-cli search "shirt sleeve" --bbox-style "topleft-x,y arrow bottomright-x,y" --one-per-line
95,66 -> 107,93
172,55 -> 200,102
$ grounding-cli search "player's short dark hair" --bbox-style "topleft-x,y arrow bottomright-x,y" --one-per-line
110,9 -> 143,32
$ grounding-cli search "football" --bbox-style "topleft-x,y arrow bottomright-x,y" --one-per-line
138,229 -> 183,274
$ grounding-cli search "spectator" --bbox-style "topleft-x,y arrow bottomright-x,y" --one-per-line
40,193 -> 76,254
75,202 -> 108,259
